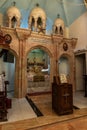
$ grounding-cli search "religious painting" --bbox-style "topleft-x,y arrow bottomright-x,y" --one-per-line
59,74 -> 67,84
4,34 -> 12,44
0,30 -> 12,44
63,43 -> 68,51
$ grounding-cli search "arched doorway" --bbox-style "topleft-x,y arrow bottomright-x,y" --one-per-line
75,54 -> 86,91
0,48 -> 16,98
27,48 -> 51,95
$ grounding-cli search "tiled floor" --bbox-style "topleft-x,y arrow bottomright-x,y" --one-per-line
73,91 -> 87,108
0,98 -> 37,124
1,91 -> 87,130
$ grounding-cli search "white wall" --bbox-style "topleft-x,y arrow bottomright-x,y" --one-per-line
69,12 -> 87,51
69,13 -> 87,91
58,57 -> 70,76
0,56 -> 15,92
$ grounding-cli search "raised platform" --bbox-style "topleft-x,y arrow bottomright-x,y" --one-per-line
1,92 -> 87,130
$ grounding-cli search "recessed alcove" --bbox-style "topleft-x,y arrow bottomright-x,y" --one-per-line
0,48 -> 15,98
27,48 -> 51,95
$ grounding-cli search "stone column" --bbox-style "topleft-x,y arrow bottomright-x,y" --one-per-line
42,19 -> 46,33
28,17 -> 31,29
34,18 -> 37,31
15,28 -> 31,98
18,39 -> 23,98
8,17 -> 11,28
51,39 -> 59,83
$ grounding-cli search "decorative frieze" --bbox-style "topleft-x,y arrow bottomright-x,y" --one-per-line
28,36 -> 52,44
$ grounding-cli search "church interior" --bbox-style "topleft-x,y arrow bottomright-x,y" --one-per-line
0,0 -> 87,129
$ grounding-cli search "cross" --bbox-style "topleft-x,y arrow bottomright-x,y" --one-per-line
57,14 -> 60,18
63,93 -> 70,104
13,1 -> 16,6
36,3 -> 39,7
38,26 -> 45,34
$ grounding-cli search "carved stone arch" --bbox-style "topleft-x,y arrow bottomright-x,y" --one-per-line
6,6 -> 21,28
58,53 -> 75,87
26,45 -> 54,82
58,53 -> 72,69
59,53 -> 71,60
26,45 -> 53,58
0,46 -> 20,97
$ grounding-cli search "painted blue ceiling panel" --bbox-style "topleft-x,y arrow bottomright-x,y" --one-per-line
0,0 -> 86,29
63,0 -> 86,25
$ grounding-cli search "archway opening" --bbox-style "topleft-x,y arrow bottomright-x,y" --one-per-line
27,48 -> 51,95
75,54 -> 86,92
58,55 -> 70,82
37,17 -> 42,27
11,16 -> 17,28
0,48 -> 16,98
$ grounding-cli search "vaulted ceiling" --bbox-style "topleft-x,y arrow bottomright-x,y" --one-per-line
0,0 -> 86,30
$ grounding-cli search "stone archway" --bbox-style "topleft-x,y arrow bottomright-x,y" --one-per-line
58,53 -> 75,90
0,46 -> 19,98
26,45 -> 53,95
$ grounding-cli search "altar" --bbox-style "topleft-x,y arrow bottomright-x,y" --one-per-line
27,69 -> 51,94
27,81 -> 51,94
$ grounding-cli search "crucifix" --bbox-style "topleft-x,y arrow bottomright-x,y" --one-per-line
38,26 -> 45,34
13,1 -> 16,6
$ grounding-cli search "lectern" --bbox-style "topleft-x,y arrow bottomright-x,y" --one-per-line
52,75 -> 73,115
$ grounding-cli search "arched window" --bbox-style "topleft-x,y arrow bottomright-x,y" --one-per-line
11,16 -> 17,28
37,17 -> 42,27
60,26 -> 63,35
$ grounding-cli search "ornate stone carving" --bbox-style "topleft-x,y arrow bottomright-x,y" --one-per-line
0,30 -> 12,45
28,4 -> 46,33
6,3 -> 21,28
63,43 -> 68,51
15,28 -> 31,40
53,14 -> 65,36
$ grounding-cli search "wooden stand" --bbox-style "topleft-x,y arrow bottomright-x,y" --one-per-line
52,76 -> 73,115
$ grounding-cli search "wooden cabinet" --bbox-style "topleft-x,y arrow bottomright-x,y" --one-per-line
52,81 -> 73,115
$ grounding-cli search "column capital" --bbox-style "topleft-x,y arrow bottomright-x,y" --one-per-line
15,28 -> 31,40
